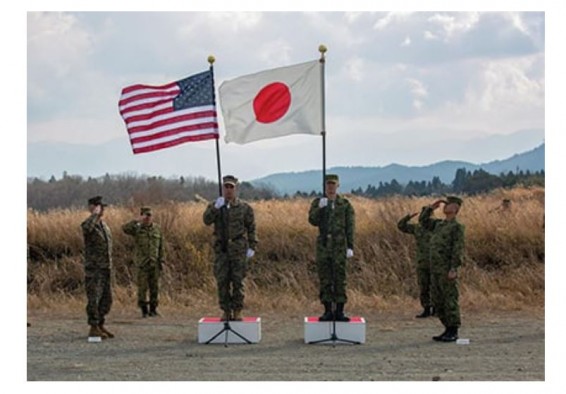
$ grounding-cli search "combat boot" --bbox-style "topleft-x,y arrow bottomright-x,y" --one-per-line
149,305 -> 159,317
232,309 -> 243,321
319,302 -> 333,322
98,324 -> 114,338
416,306 -> 432,318
440,327 -> 459,342
433,327 -> 448,341
221,310 -> 231,321
141,305 -> 149,318
334,303 -> 350,322
88,325 -> 107,339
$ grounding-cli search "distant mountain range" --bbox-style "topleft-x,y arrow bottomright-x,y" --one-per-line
252,143 -> 545,194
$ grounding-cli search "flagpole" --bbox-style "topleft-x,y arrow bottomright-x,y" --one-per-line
209,55 -> 223,197
319,45 -> 327,196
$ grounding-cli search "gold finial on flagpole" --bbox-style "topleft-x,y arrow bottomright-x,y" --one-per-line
318,44 -> 327,63
208,55 -> 216,65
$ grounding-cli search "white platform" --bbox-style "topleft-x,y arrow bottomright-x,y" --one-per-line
304,316 -> 366,344
198,317 -> 261,344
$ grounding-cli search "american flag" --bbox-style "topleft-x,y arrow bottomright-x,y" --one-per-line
119,70 -> 219,154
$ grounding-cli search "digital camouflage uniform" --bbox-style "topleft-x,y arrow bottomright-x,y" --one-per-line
308,195 -> 355,303
203,198 -> 257,313
81,213 -> 113,327
419,206 -> 465,329
122,220 -> 165,311
397,209 -> 433,311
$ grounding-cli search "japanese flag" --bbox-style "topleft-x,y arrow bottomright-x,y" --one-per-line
218,60 -> 323,144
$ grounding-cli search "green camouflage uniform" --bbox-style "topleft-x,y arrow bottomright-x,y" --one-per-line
308,195 -> 355,303
203,198 -> 257,313
419,206 -> 465,328
81,213 -> 113,327
122,221 -> 165,309
397,209 -> 433,310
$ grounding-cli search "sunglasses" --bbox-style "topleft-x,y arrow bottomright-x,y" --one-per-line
223,184 -> 235,189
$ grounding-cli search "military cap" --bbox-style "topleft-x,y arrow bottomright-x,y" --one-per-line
140,207 -> 152,216
325,174 -> 339,183
87,195 -> 107,206
222,175 -> 238,186
445,196 -> 463,206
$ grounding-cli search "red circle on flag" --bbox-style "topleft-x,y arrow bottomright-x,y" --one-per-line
253,82 -> 291,123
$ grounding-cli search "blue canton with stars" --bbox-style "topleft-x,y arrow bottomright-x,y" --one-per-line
173,70 -> 215,110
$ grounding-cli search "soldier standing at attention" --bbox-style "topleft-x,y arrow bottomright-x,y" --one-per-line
81,196 -> 114,339
419,196 -> 465,342
308,174 -> 355,322
203,175 -> 257,321
397,208 -> 435,318
122,207 -> 165,318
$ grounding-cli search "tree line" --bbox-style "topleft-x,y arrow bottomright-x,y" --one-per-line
348,168 -> 544,198
27,172 -> 277,211
28,168 -> 544,211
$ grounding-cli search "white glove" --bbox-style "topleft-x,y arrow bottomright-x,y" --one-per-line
319,198 -> 328,208
214,197 -> 225,209
346,249 -> 354,258
246,248 -> 255,258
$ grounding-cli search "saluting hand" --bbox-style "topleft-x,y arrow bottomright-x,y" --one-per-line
431,200 -> 444,210
448,269 -> 458,280
214,197 -> 225,209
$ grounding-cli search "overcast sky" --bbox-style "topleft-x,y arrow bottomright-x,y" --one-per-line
26,8 -> 548,180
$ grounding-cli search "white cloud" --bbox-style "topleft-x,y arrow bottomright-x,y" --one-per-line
373,12 -> 413,31
401,36 -> 411,46
427,12 -> 480,42
27,12 -> 94,101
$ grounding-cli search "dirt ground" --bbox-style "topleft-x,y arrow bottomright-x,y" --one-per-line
26,306 -> 544,381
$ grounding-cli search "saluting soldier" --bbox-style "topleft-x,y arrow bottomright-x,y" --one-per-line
397,208 -> 435,318
203,175 -> 257,321
122,207 -> 165,318
308,174 -> 355,322
419,196 -> 465,342
80,196 -> 114,339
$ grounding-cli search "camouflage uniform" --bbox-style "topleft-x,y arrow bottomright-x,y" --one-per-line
122,220 -> 165,311
203,198 -> 257,314
397,209 -> 433,311
81,212 -> 113,327
308,195 -> 355,303
419,206 -> 465,329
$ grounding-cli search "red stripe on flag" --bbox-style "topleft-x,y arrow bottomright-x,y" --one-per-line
126,111 -> 217,134
120,82 -> 178,95
118,89 -> 179,107
130,122 -> 219,144
124,107 -> 174,125
132,133 -> 219,154
119,99 -> 173,117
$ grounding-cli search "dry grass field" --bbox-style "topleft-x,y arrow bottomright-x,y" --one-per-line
27,187 -> 545,312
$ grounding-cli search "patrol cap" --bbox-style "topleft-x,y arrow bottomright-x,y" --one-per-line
140,207 -> 152,216
325,174 -> 339,184
222,175 -> 238,186
445,196 -> 463,206
87,196 -> 107,206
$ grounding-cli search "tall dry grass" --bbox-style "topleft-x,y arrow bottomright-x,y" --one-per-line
27,187 -> 544,313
